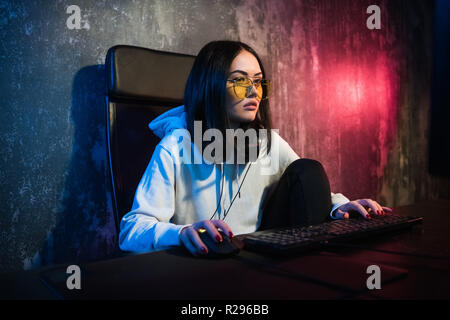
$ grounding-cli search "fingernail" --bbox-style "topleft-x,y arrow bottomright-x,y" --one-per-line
201,247 -> 207,254
216,235 -> 222,242
229,232 -> 233,238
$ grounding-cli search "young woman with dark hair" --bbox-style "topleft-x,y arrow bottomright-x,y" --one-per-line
119,40 -> 392,256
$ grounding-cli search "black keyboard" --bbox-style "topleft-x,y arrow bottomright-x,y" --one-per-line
242,214 -> 423,255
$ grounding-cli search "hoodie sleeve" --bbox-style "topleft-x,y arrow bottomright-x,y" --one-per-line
330,192 -> 350,219
118,144 -> 186,253
275,131 -> 350,219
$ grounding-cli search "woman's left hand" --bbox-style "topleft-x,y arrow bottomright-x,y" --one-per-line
333,199 -> 392,220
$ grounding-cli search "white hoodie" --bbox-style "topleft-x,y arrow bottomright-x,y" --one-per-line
119,105 -> 350,252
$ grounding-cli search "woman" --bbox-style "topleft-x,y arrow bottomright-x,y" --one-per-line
119,40 -> 392,256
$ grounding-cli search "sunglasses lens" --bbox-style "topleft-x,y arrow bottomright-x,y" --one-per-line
257,86 -> 263,99
231,79 -> 272,100
261,80 -> 271,100
234,86 -> 248,99
255,81 -> 271,100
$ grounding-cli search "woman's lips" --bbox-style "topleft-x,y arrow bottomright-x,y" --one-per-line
243,100 -> 259,110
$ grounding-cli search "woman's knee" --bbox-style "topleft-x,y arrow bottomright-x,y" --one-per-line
285,158 -> 325,175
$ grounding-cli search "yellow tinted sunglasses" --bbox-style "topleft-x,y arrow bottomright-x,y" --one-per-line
227,77 -> 272,100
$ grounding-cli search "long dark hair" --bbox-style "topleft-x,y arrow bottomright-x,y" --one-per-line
184,40 -> 272,163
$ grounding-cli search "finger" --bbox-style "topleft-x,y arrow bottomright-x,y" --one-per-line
335,209 -> 349,219
349,201 -> 371,219
381,206 -> 393,213
373,203 -> 390,215
211,220 -> 234,238
372,201 -> 385,215
180,230 -> 200,257
356,199 -> 382,215
361,199 -> 382,216
201,220 -> 223,243
366,199 -> 383,215
186,228 -> 208,255
370,200 -> 386,215
367,199 -> 383,215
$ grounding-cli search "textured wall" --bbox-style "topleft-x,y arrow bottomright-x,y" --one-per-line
1,0 -> 449,273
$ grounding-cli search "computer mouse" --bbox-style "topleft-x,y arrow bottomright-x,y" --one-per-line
198,229 -> 242,258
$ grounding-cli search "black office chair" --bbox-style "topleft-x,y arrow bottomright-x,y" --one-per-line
105,45 -> 195,235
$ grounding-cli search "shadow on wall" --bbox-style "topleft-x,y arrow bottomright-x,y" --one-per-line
39,65 -> 119,267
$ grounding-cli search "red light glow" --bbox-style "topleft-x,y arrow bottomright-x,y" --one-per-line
324,59 -> 391,116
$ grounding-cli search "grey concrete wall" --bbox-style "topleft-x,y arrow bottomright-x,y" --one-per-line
1,0 -> 448,273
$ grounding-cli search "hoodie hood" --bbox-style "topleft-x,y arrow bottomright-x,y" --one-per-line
148,105 -> 245,182
149,105 -> 187,139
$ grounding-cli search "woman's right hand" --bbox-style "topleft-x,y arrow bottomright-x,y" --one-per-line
179,220 -> 234,256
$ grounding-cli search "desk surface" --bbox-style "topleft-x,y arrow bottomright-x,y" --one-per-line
1,199 -> 450,300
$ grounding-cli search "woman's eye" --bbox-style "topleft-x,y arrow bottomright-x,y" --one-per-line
234,78 -> 250,86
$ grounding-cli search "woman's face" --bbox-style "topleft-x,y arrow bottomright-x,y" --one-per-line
225,50 -> 263,129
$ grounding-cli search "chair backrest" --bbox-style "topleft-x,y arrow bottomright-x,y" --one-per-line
105,45 -> 195,234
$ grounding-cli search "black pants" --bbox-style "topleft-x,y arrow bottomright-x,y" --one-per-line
259,159 -> 332,231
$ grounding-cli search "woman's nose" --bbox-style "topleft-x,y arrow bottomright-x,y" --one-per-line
246,84 -> 258,98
